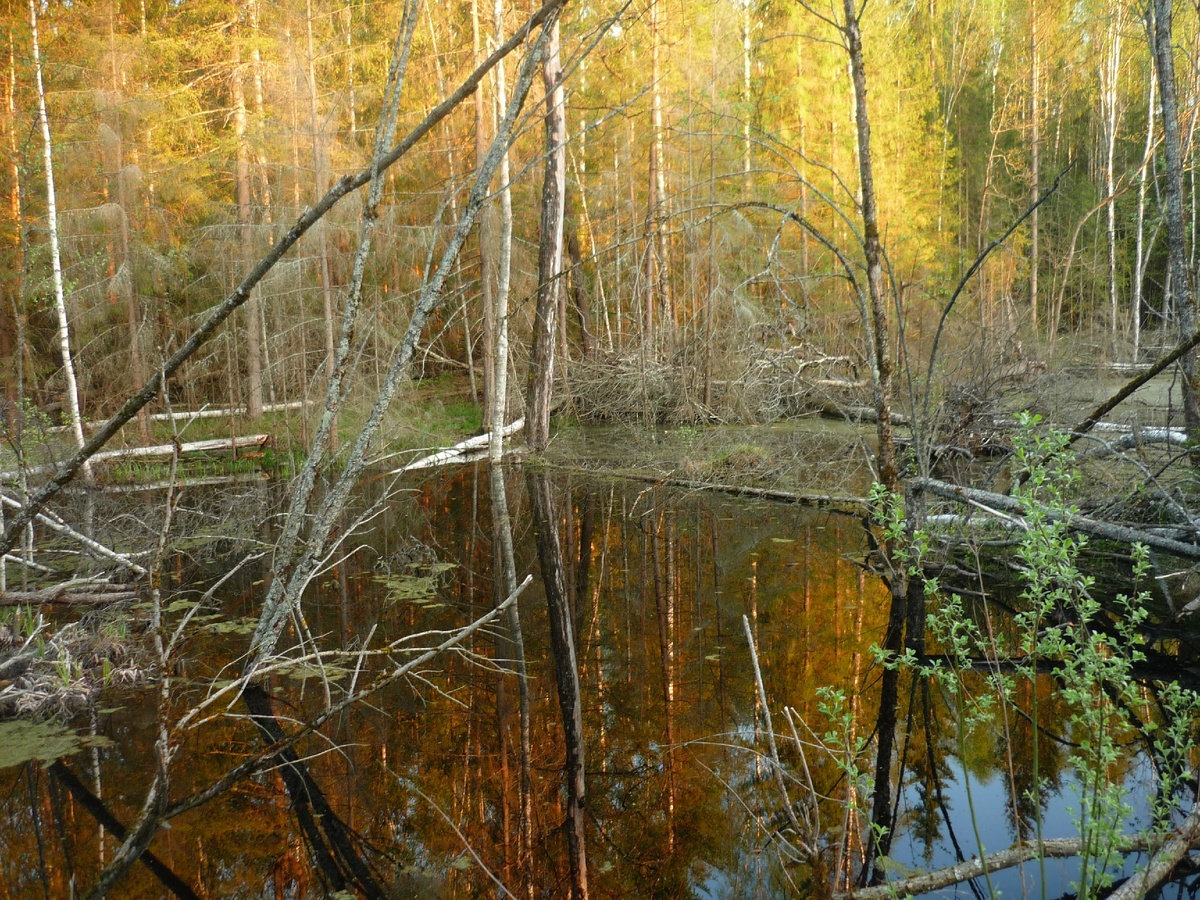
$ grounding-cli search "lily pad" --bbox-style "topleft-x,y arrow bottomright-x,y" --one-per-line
0,720 -> 112,770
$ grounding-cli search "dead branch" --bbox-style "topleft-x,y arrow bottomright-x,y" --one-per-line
0,435 -> 269,482
910,476 -> 1200,560
0,587 -> 139,606
834,833 -> 1199,900
0,0 -> 568,558
391,419 -> 525,472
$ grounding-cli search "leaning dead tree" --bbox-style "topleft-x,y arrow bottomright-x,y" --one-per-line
4,2 -> 571,897
0,0 -> 567,559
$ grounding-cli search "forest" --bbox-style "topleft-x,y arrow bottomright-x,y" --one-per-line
3,0 -> 1200,897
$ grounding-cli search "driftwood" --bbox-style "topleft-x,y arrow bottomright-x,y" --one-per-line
607,471 -> 869,512
0,434 -> 270,482
393,419 -> 525,473
0,587 -> 140,606
820,403 -> 910,426
46,401 -> 308,434
910,476 -> 1200,561
835,832 -> 1200,900
1109,805 -> 1200,899
0,494 -> 147,576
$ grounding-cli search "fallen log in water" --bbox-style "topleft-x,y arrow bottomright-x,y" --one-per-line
835,831 -> 1200,900
911,476 -> 1200,560
0,434 -> 270,482
45,400 -> 308,434
820,403 -> 910,426
388,419 -> 524,473
0,586 -> 140,606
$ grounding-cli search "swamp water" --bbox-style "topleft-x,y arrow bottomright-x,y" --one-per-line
0,463 -> 1189,898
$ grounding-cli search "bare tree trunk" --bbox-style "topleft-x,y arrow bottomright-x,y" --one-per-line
1029,0 -> 1040,336
841,0 -> 907,882
1149,0 -> 1200,442
487,462 -> 532,897
29,0 -> 90,482
527,18 -> 566,451
565,188 -> 594,358
233,3 -> 263,418
1102,7 -> 1123,338
843,0 -> 896,494
108,5 -> 152,443
742,0 -> 752,193
650,0 -> 671,334
306,0 -> 338,448
1134,65 -> 1158,361
474,0 -> 496,427
489,0 -> 516,463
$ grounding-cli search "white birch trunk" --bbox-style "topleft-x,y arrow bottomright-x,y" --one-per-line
29,0 -> 90,482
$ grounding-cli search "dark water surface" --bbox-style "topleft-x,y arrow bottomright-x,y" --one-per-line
0,463 -> 1178,897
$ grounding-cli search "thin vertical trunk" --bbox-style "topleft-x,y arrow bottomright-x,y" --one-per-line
250,0 -> 276,408
425,5 -> 477,403
109,6 -> 151,443
487,463 -> 531,897
306,0 -> 338,447
233,5 -> 263,417
344,0 -> 356,141
1030,0 -> 1040,335
742,0 -> 752,192
1103,10 -> 1123,338
1134,65 -> 1158,361
489,0 -> 516,463
29,0 -> 90,482
473,0 -> 496,426
565,188 -> 594,358
650,0 -> 671,333
527,18 -> 565,451
841,0 -> 907,881
843,0 -> 897,494
527,471 -> 588,900
1150,0 -> 1200,441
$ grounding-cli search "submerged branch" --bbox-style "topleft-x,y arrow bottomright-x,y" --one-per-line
834,832 -> 1199,900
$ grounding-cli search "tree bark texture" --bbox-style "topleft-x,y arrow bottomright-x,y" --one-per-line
1149,0 -> 1200,442
527,19 -> 566,451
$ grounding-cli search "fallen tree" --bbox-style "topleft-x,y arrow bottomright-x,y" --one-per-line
909,475 -> 1200,561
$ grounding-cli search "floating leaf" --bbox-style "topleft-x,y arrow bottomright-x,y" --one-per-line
0,720 -> 112,770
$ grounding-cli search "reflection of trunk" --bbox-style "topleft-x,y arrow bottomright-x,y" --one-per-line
243,684 -> 385,898
487,462 -> 533,891
47,762 -> 200,899
650,504 -> 676,852
862,575 -> 906,886
527,470 -> 589,899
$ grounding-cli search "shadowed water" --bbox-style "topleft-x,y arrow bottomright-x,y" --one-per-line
0,463 -> 1187,898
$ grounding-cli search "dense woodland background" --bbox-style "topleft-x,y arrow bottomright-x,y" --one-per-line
0,0 -> 1187,437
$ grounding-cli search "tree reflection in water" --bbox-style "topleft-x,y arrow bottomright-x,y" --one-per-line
0,464 -> 1133,897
